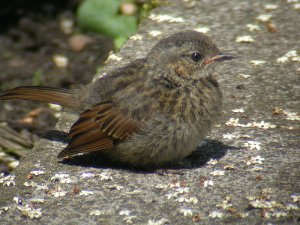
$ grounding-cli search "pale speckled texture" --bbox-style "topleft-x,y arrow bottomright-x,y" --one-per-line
0,0 -> 299,224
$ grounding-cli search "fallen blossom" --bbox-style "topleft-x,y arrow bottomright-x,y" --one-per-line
99,172 -> 113,181
238,73 -> 251,78
81,172 -> 95,179
30,170 -> 45,176
243,141 -> 261,150
222,133 -> 238,139
89,210 -> 105,216
256,14 -> 272,22
264,4 -> 278,10
79,190 -> 94,196
130,34 -> 143,40
17,205 -> 42,219
207,159 -> 218,165
50,174 -> 74,184
291,194 -> 300,202
250,60 -> 266,66
246,24 -> 260,32
193,27 -> 210,33
236,36 -> 254,43
210,170 -> 225,176
277,50 -> 300,63
246,155 -> 265,165
180,208 -> 193,216
148,31 -> 162,37
147,218 -> 169,225
209,210 -> 224,218
232,108 -> 245,113
119,209 -> 131,216
286,203 -> 299,210
203,179 -> 214,187
0,174 -> 16,186
149,14 -> 185,23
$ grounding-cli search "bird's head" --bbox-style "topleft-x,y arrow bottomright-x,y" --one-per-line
147,31 -> 235,83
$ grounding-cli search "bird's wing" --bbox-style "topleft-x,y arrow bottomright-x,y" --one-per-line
58,102 -> 140,158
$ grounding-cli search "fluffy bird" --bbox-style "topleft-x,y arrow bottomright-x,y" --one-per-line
0,31 -> 234,168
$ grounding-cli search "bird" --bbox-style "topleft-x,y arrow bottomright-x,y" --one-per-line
0,31 -> 235,168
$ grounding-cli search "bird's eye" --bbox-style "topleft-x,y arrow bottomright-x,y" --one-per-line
191,53 -> 202,62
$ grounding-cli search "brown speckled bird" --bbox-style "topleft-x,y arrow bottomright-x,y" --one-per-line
0,31 -> 234,168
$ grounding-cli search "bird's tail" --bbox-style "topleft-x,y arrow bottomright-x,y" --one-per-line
0,86 -> 80,109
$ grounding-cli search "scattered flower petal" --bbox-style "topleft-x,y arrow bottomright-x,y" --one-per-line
147,218 -> 169,225
13,197 -> 22,204
106,52 -> 122,62
23,181 -> 37,187
79,190 -> 94,196
51,174 -> 74,184
17,205 -> 42,219
104,184 -> 124,191
149,14 -> 185,23
236,36 -> 254,43
81,172 -> 95,179
53,55 -> 68,68
35,184 -> 49,191
209,210 -> 224,218
286,203 -> 299,210
124,216 -> 137,224
238,73 -> 251,78
193,27 -> 210,33
223,133 -> 236,139
246,24 -> 260,32
99,172 -> 113,181
294,3 -> 300,9
277,50 -> 300,64
207,159 -> 218,165
246,155 -> 265,165
226,118 -> 276,129
256,14 -> 272,22
119,209 -> 131,216
203,179 -> 214,187
250,60 -> 266,66
30,170 -> 45,176
264,4 -> 278,10
210,170 -> 225,176
89,209 -> 105,216
284,110 -> 300,120
148,31 -> 162,37
130,34 -> 143,40
243,141 -> 261,150
291,194 -> 300,202
251,166 -> 263,171
223,164 -> 235,170
0,206 -> 9,214
180,208 -> 193,216
232,108 -> 245,113
0,174 -> 15,186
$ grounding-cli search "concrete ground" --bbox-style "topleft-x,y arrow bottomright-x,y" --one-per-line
0,0 -> 299,224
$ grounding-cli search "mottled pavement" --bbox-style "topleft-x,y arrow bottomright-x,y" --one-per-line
0,0 -> 299,224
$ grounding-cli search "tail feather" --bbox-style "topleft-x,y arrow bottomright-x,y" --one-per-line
0,86 -> 79,108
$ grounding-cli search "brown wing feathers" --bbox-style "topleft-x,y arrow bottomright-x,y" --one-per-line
1,86 -> 140,158
58,102 -> 140,159
59,129 -> 113,158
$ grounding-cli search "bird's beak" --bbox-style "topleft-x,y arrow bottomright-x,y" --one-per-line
204,53 -> 236,65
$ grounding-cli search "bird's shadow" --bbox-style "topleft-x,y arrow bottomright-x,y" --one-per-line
43,130 -> 238,173
47,132 -> 238,173
180,139 -> 237,169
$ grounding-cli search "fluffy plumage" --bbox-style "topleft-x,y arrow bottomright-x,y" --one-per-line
0,31 -> 234,168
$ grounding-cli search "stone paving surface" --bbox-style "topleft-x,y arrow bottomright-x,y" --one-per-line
0,0 -> 299,224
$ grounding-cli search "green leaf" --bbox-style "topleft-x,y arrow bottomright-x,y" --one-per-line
77,0 -> 137,38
